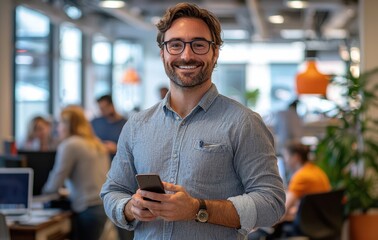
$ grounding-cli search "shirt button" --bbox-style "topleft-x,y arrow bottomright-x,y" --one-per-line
173,153 -> 177,158
170,178 -> 174,183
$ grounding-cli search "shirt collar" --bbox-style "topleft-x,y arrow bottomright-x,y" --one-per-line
162,84 -> 219,114
197,84 -> 219,112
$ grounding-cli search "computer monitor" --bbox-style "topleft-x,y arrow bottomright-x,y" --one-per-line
17,151 -> 56,196
0,154 -> 27,168
0,168 -> 33,216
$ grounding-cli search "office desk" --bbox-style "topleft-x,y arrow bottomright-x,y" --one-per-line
9,211 -> 71,240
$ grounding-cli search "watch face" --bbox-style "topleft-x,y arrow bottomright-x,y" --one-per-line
197,209 -> 209,223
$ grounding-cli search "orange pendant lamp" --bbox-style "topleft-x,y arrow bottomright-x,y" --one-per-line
296,50 -> 329,96
122,67 -> 140,85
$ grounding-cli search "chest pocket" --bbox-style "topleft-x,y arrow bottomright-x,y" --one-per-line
193,139 -> 229,153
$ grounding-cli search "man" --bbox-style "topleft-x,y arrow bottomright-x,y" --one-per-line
101,3 -> 285,239
91,94 -> 127,156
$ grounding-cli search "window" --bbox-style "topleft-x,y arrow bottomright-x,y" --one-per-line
112,40 -> 143,114
92,35 -> 112,98
14,6 -> 51,145
213,64 -> 247,105
59,24 -> 82,106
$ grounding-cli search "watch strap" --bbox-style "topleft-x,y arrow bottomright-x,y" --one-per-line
198,198 -> 207,210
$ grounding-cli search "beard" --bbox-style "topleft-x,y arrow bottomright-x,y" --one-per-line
163,57 -> 215,89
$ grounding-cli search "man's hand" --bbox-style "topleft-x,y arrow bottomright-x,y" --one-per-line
124,192 -> 158,222
125,182 -> 199,222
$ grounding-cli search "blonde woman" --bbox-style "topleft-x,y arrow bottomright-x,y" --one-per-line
43,105 -> 109,240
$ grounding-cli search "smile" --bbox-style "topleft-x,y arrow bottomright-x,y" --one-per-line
177,65 -> 198,69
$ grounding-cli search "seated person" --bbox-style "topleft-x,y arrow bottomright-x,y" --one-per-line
249,142 -> 331,239
282,142 -> 331,221
19,115 -> 58,151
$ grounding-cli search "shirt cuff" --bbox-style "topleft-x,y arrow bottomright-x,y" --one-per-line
228,194 -> 257,234
116,197 -> 139,231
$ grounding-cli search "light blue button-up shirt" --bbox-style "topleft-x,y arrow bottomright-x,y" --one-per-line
100,84 -> 285,240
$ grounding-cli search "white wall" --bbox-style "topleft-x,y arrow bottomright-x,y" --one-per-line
0,0 -> 14,153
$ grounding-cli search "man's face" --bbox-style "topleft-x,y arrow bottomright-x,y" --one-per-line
160,17 -> 219,89
98,100 -> 115,119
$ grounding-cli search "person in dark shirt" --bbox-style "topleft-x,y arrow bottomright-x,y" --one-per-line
91,94 -> 127,157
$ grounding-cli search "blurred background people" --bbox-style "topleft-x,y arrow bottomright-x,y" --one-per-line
282,142 -> 331,221
43,105 -> 109,240
19,115 -> 58,151
274,99 -> 304,156
91,94 -> 127,158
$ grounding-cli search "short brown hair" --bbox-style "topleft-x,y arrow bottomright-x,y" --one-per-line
156,2 -> 223,49
96,94 -> 113,105
285,142 -> 311,163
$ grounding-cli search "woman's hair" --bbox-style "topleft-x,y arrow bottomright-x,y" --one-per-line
285,141 -> 311,163
156,2 -> 223,49
60,105 -> 106,153
26,116 -> 51,141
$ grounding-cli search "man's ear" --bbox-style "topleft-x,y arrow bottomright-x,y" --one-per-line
213,47 -> 220,64
160,49 -> 164,61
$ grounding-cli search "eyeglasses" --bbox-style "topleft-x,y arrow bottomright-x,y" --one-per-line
162,39 -> 215,55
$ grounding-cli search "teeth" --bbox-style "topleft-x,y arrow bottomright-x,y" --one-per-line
179,65 -> 196,69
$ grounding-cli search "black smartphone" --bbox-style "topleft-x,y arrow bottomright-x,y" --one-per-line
135,174 -> 165,202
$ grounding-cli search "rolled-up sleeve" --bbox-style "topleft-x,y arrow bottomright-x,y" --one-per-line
101,177 -> 138,230
228,112 -> 286,233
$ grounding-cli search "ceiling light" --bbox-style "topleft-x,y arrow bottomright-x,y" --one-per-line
280,29 -> 305,39
99,0 -> 125,9
64,5 -> 82,20
286,0 -> 308,9
122,68 -> 140,84
350,47 -> 360,63
268,15 -> 284,24
296,50 -> 329,96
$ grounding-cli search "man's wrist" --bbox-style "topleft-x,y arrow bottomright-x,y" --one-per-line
124,200 -> 135,222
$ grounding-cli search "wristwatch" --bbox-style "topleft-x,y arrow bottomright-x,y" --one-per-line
195,198 -> 209,223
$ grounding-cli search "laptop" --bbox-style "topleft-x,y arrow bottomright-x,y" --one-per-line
0,168 -> 33,218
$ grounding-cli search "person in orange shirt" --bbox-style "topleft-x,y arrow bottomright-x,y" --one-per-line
249,142 -> 331,240
282,141 -> 331,221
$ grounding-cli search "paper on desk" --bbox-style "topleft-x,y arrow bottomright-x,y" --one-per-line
17,216 -> 51,225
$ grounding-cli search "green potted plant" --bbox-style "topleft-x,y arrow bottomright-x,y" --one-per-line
315,65 -> 378,239
245,88 -> 260,108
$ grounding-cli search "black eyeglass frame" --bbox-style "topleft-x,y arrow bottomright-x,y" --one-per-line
161,39 -> 215,55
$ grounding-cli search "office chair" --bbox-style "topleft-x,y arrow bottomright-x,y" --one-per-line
281,189 -> 345,240
0,213 -> 11,240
